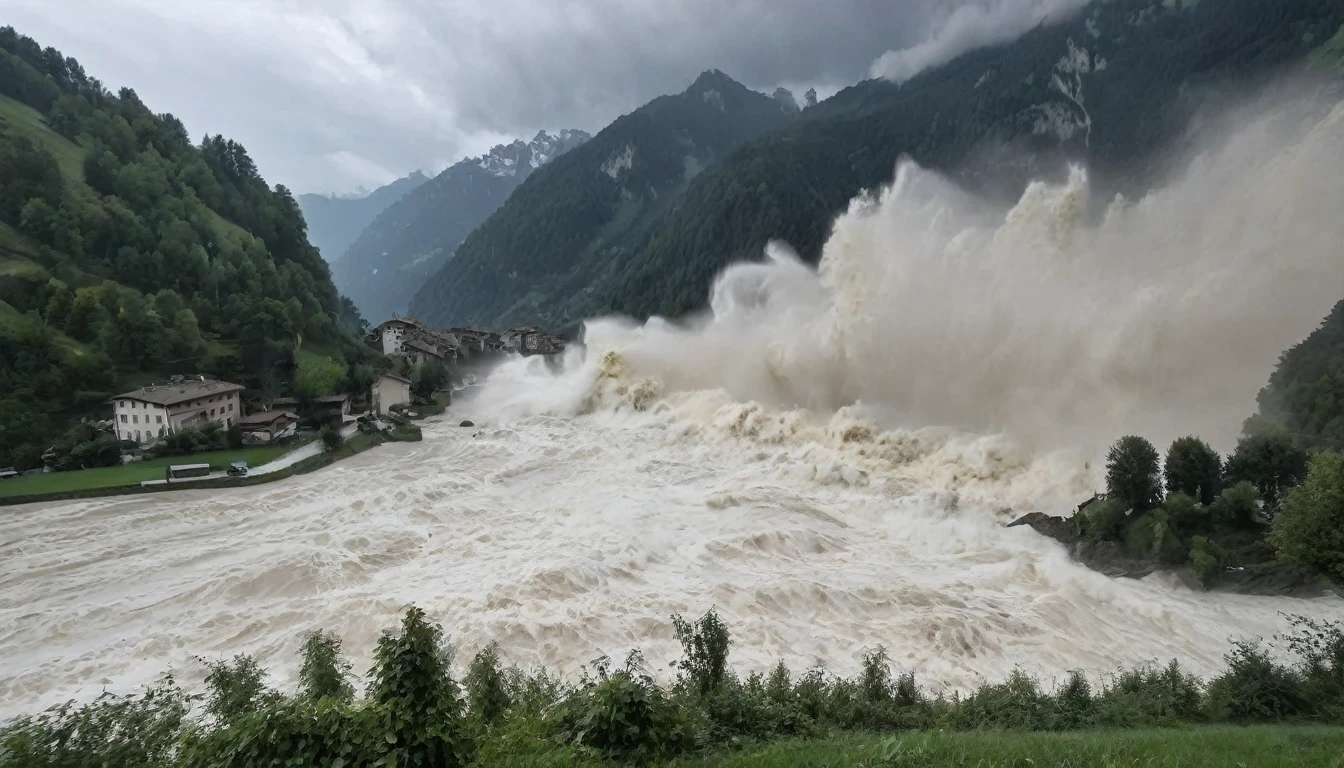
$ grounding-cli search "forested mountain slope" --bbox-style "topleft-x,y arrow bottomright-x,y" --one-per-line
407,71 -> 800,329
412,0 -> 1344,330
0,26 -> 376,470
335,130 -> 589,324
297,171 -> 428,264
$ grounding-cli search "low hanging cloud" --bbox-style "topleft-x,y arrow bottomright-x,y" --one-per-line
870,0 -> 1089,83
7,0 -> 1085,192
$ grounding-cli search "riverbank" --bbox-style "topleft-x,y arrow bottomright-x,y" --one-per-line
0,424 -> 421,507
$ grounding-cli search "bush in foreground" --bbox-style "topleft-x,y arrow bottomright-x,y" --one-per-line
4,608 -> 1344,767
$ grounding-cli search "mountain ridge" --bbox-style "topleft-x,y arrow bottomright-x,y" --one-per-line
333,128 -> 591,323
407,69 -> 799,329
298,170 -> 429,264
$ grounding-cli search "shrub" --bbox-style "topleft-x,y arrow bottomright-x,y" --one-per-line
0,677 -> 188,768
1272,452 -> 1344,583
1079,498 -> 1127,545
199,654 -> 275,723
562,652 -> 693,762
367,606 -> 469,766
1123,510 -> 1187,564
1096,661 -> 1203,726
319,423 -> 344,453
1206,640 -> 1308,721
1106,436 -> 1162,512
954,669 -> 1053,730
297,629 -> 353,703
1161,491 -> 1208,539
1225,431 -> 1309,510
466,641 -> 513,726
1189,536 -> 1226,587
671,608 -> 731,697
1280,615 -> 1344,713
1165,436 -> 1222,504
1210,480 -> 1263,528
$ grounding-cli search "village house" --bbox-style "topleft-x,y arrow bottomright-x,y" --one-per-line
371,317 -> 462,362
235,410 -> 299,444
111,377 -> 243,444
271,394 -> 353,426
372,372 -> 412,415
449,327 -> 505,354
502,326 -> 565,356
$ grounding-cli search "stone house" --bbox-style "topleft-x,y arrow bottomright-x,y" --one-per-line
373,372 -> 412,415
111,377 -> 243,444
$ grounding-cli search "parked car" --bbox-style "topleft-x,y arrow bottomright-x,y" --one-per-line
226,461 -> 249,477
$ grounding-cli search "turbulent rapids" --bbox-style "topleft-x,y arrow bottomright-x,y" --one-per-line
3,95 -> 1344,718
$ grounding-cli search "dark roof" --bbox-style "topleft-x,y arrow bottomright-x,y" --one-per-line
404,338 -> 446,356
379,371 -> 412,384
113,380 -> 243,407
237,410 -> 299,427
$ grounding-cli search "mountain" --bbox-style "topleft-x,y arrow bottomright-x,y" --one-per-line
334,129 -> 590,324
0,26 -> 377,470
407,70 -> 799,329
1253,298 -> 1344,444
297,171 -> 429,264
416,0 -> 1344,330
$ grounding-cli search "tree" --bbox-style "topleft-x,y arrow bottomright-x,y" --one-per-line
1165,436 -> 1222,505
1106,436 -> 1162,512
292,355 -> 343,402
411,360 -> 447,402
1271,452 -> 1344,583
1225,431 -> 1309,510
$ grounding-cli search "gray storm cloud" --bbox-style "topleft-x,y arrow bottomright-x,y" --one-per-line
6,0 -> 1078,192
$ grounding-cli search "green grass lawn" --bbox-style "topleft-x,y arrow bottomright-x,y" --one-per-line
0,446 -> 293,498
670,726 -> 1344,767
0,93 -> 89,180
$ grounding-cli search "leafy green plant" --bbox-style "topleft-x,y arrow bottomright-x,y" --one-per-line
467,641 -> 513,726
1271,451 -> 1344,583
367,605 -> 469,766
562,651 -> 693,763
319,422 -> 344,453
199,653 -> 275,723
298,629 -> 354,703
1079,498 -> 1127,545
1210,480 -> 1262,528
671,608 -> 731,697
1190,536 -> 1227,587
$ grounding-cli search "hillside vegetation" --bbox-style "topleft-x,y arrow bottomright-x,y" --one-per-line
0,27 -> 376,471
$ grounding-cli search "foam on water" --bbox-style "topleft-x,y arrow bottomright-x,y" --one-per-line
2,91 -> 1344,718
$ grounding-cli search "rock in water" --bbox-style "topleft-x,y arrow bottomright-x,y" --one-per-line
460,420 -> 475,428
1007,512 -> 1079,546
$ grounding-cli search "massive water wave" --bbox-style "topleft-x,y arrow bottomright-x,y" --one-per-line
479,94 -> 1344,453
3,92 -> 1344,719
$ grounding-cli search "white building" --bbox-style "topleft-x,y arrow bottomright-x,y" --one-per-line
111,378 -> 243,444
373,372 -> 412,414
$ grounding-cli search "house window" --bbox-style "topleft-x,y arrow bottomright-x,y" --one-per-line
132,415 -> 139,424
157,416 -> 163,424
120,415 -> 128,423
210,408 -> 216,417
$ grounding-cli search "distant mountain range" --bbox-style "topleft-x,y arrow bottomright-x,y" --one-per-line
407,70 -> 800,329
397,0 -> 1343,332
332,129 -> 590,324
297,171 -> 429,265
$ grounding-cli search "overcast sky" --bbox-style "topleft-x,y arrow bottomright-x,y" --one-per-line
5,0 -> 1083,195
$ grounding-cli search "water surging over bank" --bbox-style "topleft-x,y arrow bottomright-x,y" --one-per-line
476,96 -> 1344,454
